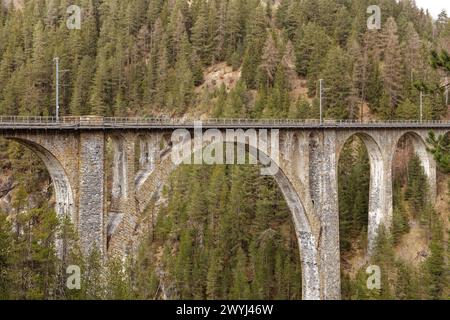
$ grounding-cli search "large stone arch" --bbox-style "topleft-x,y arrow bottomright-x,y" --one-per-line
133,130 -> 321,300
336,132 -> 388,256
6,137 -> 75,223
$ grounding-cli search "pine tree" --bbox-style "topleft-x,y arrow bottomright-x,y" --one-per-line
21,21 -> 52,116
225,0 -> 246,60
211,0 -> 226,63
294,23 -> 330,79
212,85 -> 227,118
70,55 -> 94,115
240,4 -> 267,89
404,155 -> 428,217
105,257 -> 132,299
426,132 -> 450,173
259,33 -> 279,88
167,9 -> 188,64
0,211 -> 12,299
392,207 -> 409,245
89,49 -> 111,115
79,0 -> 99,58
321,46 -> 352,119
133,237 -> 159,300
382,17 -> 403,117
403,23 -> 422,87
371,228 -> 395,300
166,53 -> 194,112
206,248 -> 222,299
366,59 -> 385,114
395,98 -> 419,119
339,138 -> 370,252
423,210 -> 445,299
230,247 -> 250,299
146,19 -> 169,106
289,98 -> 312,119
349,39 -> 369,120
224,80 -> 248,118
82,248 -> 104,299
333,5 -> 352,47
275,0 -> 291,30
191,1 -> 211,65
174,229 -> 194,299
264,66 -> 290,117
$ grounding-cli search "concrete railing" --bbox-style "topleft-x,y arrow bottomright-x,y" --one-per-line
0,116 -> 449,128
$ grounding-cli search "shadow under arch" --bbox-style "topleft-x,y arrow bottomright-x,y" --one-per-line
134,134 -> 321,300
337,132 -> 385,256
392,131 -> 437,199
6,137 -> 75,223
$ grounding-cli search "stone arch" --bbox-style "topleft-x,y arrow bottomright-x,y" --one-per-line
337,132 -> 387,256
106,134 -> 128,202
134,131 -> 321,300
134,132 -> 164,187
392,131 -> 437,200
308,132 -> 322,210
6,138 -> 75,223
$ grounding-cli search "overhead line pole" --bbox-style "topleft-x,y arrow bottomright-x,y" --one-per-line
319,79 -> 323,125
54,57 -> 60,122
420,91 -> 423,122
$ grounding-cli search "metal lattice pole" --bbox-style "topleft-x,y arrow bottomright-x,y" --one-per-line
54,57 -> 60,122
319,79 -> 323,125
420,91 -> 423,122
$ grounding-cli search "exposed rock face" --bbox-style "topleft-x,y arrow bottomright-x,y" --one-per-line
197,62 -> 241,93
78,132 -> 106,256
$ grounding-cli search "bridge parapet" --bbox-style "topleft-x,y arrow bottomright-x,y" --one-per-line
0,116 -> 449,129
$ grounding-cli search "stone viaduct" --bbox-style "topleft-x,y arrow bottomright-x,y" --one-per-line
0,117 -> 449,300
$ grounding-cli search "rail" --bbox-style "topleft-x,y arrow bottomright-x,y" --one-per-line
0,116 -> 449,129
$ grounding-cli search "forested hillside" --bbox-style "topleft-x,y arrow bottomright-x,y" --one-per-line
0,0 -> 449,118
0,0 -> 449,300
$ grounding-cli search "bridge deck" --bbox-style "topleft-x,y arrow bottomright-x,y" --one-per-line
0,116 -> 449,130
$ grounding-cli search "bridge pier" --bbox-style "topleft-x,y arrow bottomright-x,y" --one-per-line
274,130 -> 341,299
78,132 -> 106,256
317,131 -> 341,300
